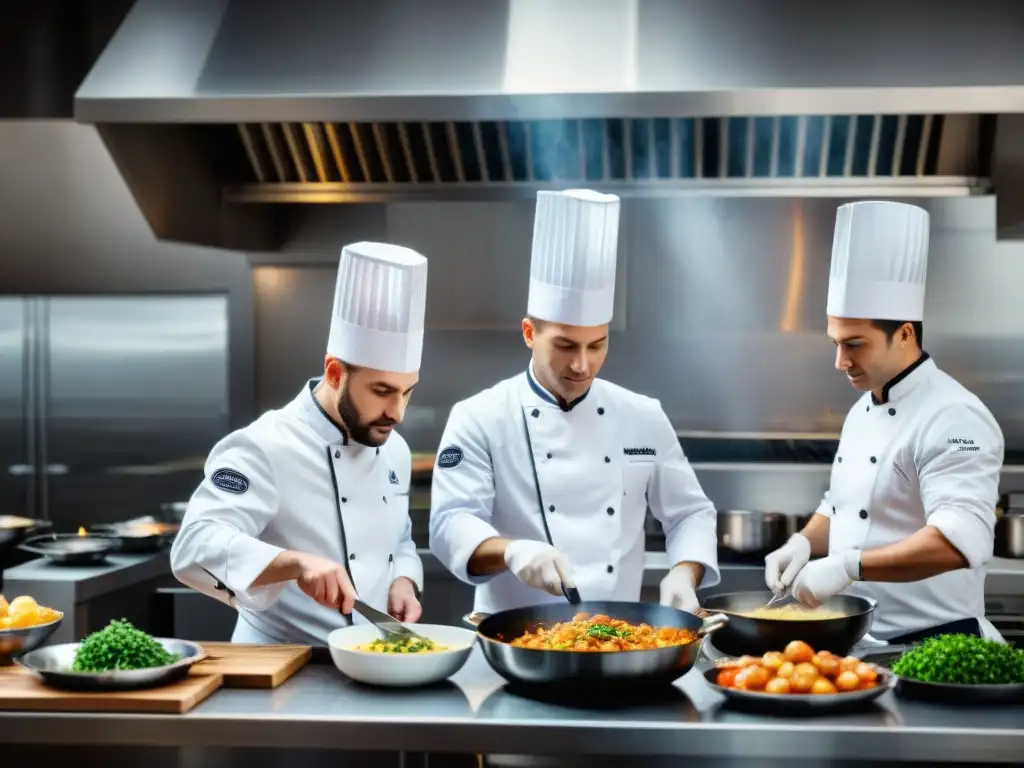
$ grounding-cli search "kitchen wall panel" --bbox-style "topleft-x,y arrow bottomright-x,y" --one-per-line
254,196 -> 1024,460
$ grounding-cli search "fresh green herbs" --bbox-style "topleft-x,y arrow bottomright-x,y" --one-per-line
585,623 -> 631,640
71,619 -> 176,673
891,633 -> 1024,686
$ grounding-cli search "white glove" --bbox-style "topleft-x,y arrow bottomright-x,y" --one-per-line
791,550 -> 861,608
659,566 -> 699,612
504,539 -> 575,597
764,534 -> 811,594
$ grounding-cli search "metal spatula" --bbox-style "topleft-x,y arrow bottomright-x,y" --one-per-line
352,599 -> 426,641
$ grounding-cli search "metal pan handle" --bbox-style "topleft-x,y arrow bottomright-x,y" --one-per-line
697,612 -> 730,638
463,611 -> 491,628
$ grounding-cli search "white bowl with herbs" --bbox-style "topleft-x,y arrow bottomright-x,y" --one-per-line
17,619 -> 205,691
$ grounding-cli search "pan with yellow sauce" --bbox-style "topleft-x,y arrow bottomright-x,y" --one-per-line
741,605 -> 847,621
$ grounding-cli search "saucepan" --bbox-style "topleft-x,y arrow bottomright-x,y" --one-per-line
700,591 -> 876,657
717,510 -> 789,557
463,600 -> 729,689
994,508 -> 1024,559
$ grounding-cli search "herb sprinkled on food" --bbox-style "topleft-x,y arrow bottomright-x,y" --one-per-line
72,619 -> 176,672
585,623 -> 631,640
357,635 -> 446,654
891,634 -> 1024,686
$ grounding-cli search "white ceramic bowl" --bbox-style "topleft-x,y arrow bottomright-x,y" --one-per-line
327,623 -> 476,687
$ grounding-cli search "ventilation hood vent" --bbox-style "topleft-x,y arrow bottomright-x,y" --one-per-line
227,114 -> 986,204
74,0 -> 1024,249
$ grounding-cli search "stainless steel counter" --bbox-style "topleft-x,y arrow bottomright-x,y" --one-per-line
0,648 -> 1021,763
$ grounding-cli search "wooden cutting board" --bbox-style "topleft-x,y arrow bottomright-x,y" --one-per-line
190,643 -> 311,689
0,666 -> 222,714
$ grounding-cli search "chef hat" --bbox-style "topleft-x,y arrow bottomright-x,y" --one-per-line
527,189 -> 621,327
326,242 -> 428,373
827,201 -> 930,321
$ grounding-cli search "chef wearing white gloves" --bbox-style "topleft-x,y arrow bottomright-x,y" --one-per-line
171,242 -> 428,644
429,189 -> 719,615
765,201 -> 1005,643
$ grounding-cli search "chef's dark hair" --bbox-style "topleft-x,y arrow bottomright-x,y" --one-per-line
871,319 -> 923,347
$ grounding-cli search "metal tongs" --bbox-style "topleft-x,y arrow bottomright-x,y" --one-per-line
762,587 -> 798,610
352,598 -> 427,642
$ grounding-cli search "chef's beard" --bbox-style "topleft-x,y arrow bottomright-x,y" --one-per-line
336,382 -> 397,447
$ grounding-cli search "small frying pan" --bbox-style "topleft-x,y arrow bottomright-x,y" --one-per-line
701,591 -> 876,657
464,600 -> 728,689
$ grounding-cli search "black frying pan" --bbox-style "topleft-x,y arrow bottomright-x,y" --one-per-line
701,591 -> 876,657
464,600 -> 728,689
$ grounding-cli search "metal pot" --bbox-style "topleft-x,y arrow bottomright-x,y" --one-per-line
784,513 -> 812,538
995,511 -> 1024,559
717,510 -> 788,556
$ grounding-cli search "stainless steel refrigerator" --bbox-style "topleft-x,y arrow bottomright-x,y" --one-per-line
0,295 -> 230,530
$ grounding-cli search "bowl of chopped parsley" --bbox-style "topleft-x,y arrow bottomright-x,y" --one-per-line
889,633 -> 1024,704
16,619 -> 205,691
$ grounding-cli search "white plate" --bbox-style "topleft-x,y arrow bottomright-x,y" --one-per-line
327,624 -> 476,687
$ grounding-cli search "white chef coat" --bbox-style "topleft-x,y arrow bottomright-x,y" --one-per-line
816,355 -> 1005,641
170,379 -> 423,645
429,366 -> 720,614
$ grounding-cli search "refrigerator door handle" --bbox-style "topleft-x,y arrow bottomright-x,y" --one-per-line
23,299 -> 38,516
36,298 -> 51,522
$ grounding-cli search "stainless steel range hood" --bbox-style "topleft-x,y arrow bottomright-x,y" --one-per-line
74,0 -> 1024,250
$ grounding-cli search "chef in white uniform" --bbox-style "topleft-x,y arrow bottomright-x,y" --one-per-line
764,201 -> 1005,643
429,189 -> 719,615
171,242 -> 428,645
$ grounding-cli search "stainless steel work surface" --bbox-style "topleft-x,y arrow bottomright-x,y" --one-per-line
0,648 -> 1021,762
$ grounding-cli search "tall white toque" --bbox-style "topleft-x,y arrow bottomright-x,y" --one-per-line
326,241 -> 428,373
527,189 -> 621,326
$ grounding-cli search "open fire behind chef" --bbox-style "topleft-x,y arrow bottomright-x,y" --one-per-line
765,201 -> 1005,643
429,189 -> 719,615
171,242 -> 429,644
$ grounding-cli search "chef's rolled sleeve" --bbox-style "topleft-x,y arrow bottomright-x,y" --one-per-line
171,432 -> 286,611
815,492 -> 834,518
918,403 -> 1004,570
428,403 -> 502,585
646,403 -> 721,589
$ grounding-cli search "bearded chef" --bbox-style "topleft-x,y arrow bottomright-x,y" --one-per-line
171,242 -> 428,644
764,201 -> 1005,643
429,189 -> 719,615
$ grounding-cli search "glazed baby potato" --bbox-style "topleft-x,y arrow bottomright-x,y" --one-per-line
714,640 -> 880,695
0,594 -> 62,630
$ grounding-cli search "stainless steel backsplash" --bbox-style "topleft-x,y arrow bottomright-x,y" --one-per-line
255,196 -> 1024,459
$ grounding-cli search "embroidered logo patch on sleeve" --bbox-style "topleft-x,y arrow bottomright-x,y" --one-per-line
437,445 -> 465,469
212,468 -> 250,494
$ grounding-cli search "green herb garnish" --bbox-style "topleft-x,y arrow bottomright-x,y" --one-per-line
585,623 -> 631,640
891,633 -> 1024,686
363,635 -> 440,653
71,619 -> 176,672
